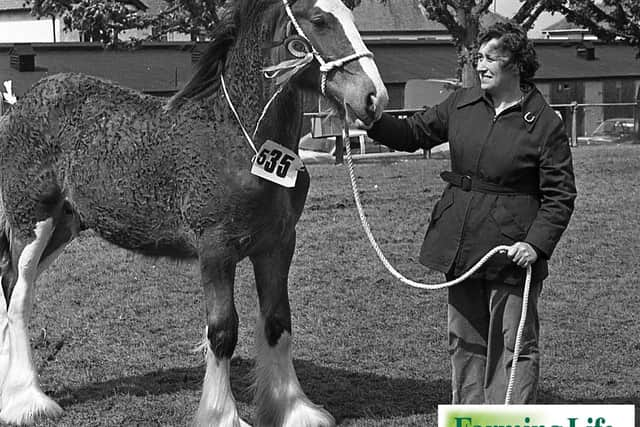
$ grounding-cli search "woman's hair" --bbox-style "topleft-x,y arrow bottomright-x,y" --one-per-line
477,21 -> 539,85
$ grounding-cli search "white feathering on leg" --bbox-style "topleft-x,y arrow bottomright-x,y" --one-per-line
0,219 -> 63,425
194,340 -> 250,427
253,314 -> 334,427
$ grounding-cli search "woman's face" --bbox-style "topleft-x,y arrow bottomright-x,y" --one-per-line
476,38 -> 519,94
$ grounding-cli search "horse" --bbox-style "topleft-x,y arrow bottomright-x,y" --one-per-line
0,0 -> 388,425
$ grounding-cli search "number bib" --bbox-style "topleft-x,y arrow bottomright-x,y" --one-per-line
251,140 -> 304,188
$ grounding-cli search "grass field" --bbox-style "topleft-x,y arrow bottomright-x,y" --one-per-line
19,144 -> 640,426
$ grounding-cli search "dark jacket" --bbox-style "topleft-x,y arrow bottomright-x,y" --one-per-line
368,86 -> 576,285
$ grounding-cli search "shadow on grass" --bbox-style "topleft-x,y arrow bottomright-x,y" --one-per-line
51,357 -> 450,421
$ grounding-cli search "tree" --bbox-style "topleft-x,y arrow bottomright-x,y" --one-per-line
542,1 -> 640,51
151,0 -> 224,41
27,0 -> 227,46
28,0 -> 152,46
410,0 -> 640,87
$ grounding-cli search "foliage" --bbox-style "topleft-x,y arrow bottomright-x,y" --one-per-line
26,0 -> 361,47
26,0 -> 227,46
542,0 -> 640,52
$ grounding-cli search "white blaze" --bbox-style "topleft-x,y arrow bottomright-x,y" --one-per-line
316,0 -> 388,99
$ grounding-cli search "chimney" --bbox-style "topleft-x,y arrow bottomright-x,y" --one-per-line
576,42 -> 596,60
9,44 -> 36,72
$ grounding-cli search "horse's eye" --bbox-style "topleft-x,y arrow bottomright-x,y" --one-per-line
310,14 -> 327,27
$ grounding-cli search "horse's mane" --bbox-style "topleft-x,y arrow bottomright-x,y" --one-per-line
166,0 -> 280,111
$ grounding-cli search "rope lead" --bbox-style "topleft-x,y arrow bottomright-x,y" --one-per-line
342,126 -> 531,405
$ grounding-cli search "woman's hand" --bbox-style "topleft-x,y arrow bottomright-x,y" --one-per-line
506,242 -> 538,268
352,118 -> 375,130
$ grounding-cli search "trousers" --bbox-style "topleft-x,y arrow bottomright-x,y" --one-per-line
447,276 -> 542,404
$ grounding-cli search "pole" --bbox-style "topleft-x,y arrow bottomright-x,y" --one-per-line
634,93 -> 640,139
570,101 -> 578,147
334,135 -> 344,165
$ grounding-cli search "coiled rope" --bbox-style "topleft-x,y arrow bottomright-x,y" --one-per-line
342,130 -> 531,405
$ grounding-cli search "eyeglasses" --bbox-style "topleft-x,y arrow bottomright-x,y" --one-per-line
474,53 -> 509,65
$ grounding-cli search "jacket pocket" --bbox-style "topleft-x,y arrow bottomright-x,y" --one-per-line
429,190 -> 454,224
490,202 -> 527,241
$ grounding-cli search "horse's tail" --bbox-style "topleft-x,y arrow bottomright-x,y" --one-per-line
0,192 -> 12,299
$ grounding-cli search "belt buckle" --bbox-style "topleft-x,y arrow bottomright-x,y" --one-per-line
460,175 -> 472,191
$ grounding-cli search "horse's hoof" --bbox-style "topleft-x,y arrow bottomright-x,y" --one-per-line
284,404 -> 335,427
193,411 -> 251,427
0,385 -> 63,425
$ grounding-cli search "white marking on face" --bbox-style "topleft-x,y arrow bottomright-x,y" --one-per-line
315,0 -> 387,98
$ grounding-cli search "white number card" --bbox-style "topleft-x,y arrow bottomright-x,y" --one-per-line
251,140 -> 304,188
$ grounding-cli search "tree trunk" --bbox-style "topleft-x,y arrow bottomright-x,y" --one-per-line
460,47 -> 479,88
457,12 -> 481,88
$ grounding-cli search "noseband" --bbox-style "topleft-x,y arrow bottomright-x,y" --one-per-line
263,0 -> 374,95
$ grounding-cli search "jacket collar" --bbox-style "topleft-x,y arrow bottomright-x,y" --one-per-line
455,85 -> 547,133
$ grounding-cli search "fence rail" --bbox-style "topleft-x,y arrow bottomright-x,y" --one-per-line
305,100 -> 640,157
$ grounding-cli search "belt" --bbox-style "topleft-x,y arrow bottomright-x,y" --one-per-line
440,171 -> 539,195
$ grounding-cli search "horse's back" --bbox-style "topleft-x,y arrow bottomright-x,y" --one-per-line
0,73 -> 193,250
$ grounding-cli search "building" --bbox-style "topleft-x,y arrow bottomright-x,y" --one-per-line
541,18 -> 598,41
354,0 -> 449,40
0,0 -> 74,43
0,0 -> 189,44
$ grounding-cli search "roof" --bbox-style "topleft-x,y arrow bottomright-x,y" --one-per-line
353,0 -> 445,34
0,0 -> 29,11
541,3 -> 615,34
543,18 -> 585,33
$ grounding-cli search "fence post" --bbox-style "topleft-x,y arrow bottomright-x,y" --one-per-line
570,101 -> 578,147
634,99 -> 640,139
334,135 -> 344,165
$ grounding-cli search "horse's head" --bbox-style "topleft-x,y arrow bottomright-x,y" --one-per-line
273,0 -> 388,125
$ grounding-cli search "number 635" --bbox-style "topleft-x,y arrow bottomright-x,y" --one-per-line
256,149 -> 294,178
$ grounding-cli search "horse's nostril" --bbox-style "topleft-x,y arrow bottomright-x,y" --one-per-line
366,92 -> 377,112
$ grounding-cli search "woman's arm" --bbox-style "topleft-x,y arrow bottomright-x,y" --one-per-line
525,120 -> 577,259
366,93 -> 454,153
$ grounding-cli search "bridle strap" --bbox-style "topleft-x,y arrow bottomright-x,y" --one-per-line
278,0 -> 373,94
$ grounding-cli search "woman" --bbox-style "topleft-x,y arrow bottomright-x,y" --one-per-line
363,22 -> 576,403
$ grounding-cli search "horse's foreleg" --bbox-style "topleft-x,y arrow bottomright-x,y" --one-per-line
195,240 -> 249,427
0,219 -> 63,425
251,233 -> 335,427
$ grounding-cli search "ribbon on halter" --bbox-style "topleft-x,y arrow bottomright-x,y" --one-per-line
262,52 -> 315,88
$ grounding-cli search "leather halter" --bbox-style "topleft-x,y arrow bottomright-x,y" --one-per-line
263,0 -> 374,95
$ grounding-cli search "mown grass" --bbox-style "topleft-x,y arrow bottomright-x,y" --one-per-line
21,144 -> 640,426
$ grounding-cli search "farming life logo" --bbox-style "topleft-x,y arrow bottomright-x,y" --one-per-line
438,405 -> 635,427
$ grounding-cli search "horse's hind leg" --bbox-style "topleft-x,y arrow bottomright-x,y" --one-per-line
251,232 -> 335,427
195,231 -> 249,427
0,206 -> 78,425
0,219 -> 63,425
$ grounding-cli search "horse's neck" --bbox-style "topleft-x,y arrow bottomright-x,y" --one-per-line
222,15 -> 303,151
254,86 -> 303,150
